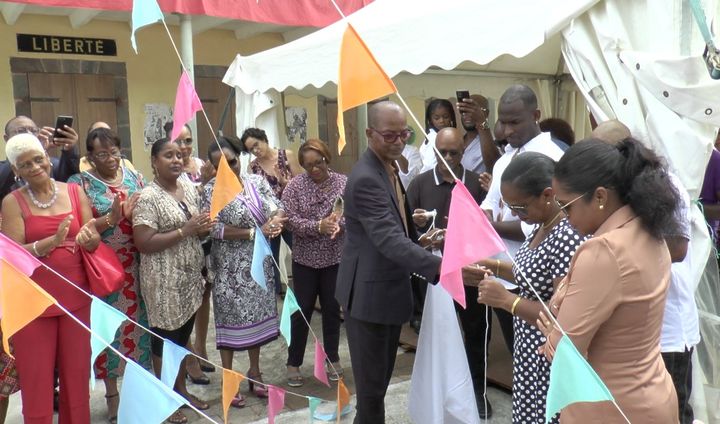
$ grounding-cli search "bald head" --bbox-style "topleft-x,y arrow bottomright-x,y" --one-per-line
591,120 -> 631,145
436,127 -> 464,150
368,101 -> 405,128
499,84 -> 538,111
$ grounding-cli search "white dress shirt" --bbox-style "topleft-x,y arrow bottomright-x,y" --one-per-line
398,144 -> 423,189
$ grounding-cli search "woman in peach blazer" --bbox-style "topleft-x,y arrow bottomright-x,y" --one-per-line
538,138 -> 680,423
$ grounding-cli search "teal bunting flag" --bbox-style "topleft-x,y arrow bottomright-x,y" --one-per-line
308,397 -> 322,424
160,340 -> 190,388
279,288 -> 301,345
130,0 -> 164,53
89,297 -> 127,388
251,227 -> 272,290
545,334 -> 615,422
118,361 -> 186,424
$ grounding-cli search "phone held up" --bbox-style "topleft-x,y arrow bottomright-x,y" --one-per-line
456,90 -> 470,104
53,115 -> 73,140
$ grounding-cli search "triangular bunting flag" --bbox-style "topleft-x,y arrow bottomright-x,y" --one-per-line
440,181 -> 506,308
170,70 -> 203,142
251,227 -> 272,290
314,339 -> 330,387
160,340 -> 190,389
222,369 -> 245,424
337,23 -> 397,154
130,0 -> 164,53
268,385 -> 286,424
209,155 -> 243,219
545,335 -> 615,422
308,397 -> 322,423
0,259 -> 56,354
90,297 -> 127,388
279,288 -> 300,345
337,378 -> 351,424
0,233 -> 42,276
118,361 -> 186,424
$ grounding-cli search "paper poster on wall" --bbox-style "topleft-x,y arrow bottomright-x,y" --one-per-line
285,107 -> 307,144
143,103 -> 172,150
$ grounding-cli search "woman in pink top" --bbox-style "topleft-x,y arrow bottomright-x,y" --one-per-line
538,138 -> 680,423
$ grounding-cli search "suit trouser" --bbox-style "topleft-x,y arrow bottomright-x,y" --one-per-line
662,348 -> 694,424
13,304 -> 91,424
345,314 -> 402,424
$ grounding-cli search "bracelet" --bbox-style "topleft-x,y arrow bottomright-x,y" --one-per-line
495,259 -> 501,276
510,296 -> 522,315
478,120 -> 490,130
32,241 -> 42,257
105,213 -> 115,228
248,227 -> 255,241
177,228 -> 185,238
318,220 -> 323,234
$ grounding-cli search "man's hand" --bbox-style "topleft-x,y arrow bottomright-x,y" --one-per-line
461,264 -> 493,287
412,208 -> 430,227
479,172 -> 492,192
40,125 -> 78,151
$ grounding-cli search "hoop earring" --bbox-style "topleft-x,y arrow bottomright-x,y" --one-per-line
599,204 -> 604,210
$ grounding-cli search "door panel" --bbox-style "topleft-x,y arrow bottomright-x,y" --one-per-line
75,74 -> 117,155
325,101 -> 358,175
28,73 -> 75,157
195,77 -> 236,160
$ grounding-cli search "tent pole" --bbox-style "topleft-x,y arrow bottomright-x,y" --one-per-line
356,104 -> 368,154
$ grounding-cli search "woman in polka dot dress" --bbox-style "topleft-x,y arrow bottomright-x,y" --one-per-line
477,153 -> 586,423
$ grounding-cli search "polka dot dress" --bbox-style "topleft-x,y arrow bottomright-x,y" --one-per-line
510,218 -> 585,424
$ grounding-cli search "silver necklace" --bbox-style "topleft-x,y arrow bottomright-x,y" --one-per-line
28,179 -> 58,209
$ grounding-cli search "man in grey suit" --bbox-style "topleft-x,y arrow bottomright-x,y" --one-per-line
336,101 -> 484,423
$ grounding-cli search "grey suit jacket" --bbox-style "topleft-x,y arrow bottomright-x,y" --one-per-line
335,149 -> 441,325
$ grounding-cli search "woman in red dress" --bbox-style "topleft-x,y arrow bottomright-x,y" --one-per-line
1,133 -> 100,424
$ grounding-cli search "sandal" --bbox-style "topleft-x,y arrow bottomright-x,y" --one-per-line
286,366 -> 304,388
180,393 -> 210,411
327,362 -> 344,382
230,393 -> 246,408
105,393 -> 119,424
186,358 -> 210,385
166,409 -> 188,424
247,369 -> 268,398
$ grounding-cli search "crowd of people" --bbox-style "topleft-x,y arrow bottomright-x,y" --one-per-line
0,81 -> 714,424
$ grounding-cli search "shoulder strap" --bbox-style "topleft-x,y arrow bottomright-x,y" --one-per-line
11,189 -> 31,217
67,182 -> 82,218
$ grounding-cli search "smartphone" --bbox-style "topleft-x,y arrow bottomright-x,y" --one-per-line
456,90 -> 470,103
53,115 -> 73,139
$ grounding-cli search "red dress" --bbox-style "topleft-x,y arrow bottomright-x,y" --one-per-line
11,183 -> 91,424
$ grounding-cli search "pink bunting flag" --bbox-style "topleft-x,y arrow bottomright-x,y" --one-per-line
267,385 -> 286,424
314,339 -> 330,387
0,233 -> 42,276
170,70 -> 203,141
440,180 -> 506,308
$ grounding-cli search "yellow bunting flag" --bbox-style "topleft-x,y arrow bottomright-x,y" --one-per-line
337,378 -> 351,423
0,259 -> 56,355
221,369 -> 245,424
210,154 -> 243,219
337,23 -> 398,154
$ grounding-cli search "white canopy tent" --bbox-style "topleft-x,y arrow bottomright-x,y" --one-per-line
224,0 -> 720,421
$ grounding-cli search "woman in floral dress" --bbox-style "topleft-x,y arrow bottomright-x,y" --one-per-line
68,128 -> 151,423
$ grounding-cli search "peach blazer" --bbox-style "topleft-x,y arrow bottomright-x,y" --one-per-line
544,205 -> 678,423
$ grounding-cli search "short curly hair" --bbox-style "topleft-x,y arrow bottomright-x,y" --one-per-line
5,133 -> 45,166
239,127 -> 269,153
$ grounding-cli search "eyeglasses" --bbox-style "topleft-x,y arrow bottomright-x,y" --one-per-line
177,138 -> 193,146
555,192 -> 587,215
16,155 -> 47,171
302,157 -> 327,171
437,149 -> 461,158
504,202 -> 529,217
369,128 -> 412,143
9,126 -> 39,136
93,150 -> 122,161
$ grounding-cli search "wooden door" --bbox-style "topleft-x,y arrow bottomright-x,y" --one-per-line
28,73 -> 118,157
324,101 -> 358,175
195,77 -> 236,160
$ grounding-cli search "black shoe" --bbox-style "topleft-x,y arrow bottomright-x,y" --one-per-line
410,318 -> 422,334
477,397 -> 492,420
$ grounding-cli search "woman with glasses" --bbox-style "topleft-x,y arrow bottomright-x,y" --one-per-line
240,127 -> 302,295
68,128 -> 151,423
476,152 -> 585,424
1,133 -> 101,424
536,138 -> 680,423
202,137 -> 285,407
164,121 -> 205,184
132,138 -> 212,424
281,139 -> 346,387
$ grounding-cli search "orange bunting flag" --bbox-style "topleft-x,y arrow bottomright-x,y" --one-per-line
221,369 -> 245,424
337,23 -> 397,154
0,259 -> 56,355
337,378 -> 351,423
210,154 -> 243,219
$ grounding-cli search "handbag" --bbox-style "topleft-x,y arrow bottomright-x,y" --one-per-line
80,242 -> 125,297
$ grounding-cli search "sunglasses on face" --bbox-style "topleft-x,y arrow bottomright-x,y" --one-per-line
177,138 -> 193,146
504,202 -> 529,216
554,192 -> 587,215
369,128 -> 412,143
437,149 -> 461,158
